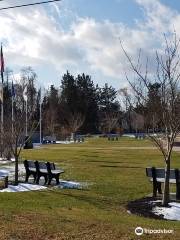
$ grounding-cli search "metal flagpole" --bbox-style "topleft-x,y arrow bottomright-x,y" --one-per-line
39,93 -> 42,144
11,81 -> 14,137
12,88 -> 13,135
1,85 -> 3,126
23,86 -> 28,136
25,98 -> 28,136
0,44 -> 4,156
1,84 -> 3,139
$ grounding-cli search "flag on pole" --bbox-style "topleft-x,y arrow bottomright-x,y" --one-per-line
23,86 -> 27,101
0,45 -> 4,83
0,83 -> 3,102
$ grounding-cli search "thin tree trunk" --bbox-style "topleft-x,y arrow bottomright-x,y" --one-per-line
14,154 -> 19,186
162,156 -> 170,206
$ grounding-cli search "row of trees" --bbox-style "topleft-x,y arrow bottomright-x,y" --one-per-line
42,72 -> 164,138
42,71 -> 121,137
3,68 -> 162,142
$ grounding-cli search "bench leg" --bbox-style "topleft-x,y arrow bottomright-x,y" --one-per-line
33,174 -> 36,183
44,175 -> 48,185
26,172 -> 33,183
153,181 -> 157,197
25,173 -> 29,182
157,182 -> 162,194
153,181 -> 161,197
176,183 -> 180,200
55,174 -> 60,185
4,176 -> 8,188
36,175 -> 40,184
48,176 -> 52,185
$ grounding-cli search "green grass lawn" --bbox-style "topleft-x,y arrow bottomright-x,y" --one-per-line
0,137 -> 180,240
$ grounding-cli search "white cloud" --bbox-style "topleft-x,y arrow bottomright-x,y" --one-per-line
136,0 -> 175,31
0,0 -> 180,88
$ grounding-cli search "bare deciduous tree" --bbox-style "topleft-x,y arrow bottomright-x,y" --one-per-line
2,76 -> 39,186
131,111 -> 144,133
44,107 -> 57,136
102,111 -> 119,134
4,114 -> 37,185
121,33 -> 180,206
118,88 -> 134,132
66,111 -> 85,135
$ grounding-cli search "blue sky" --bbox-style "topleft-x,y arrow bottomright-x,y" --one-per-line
60,0 -> 142,26
0,0 -> 180,90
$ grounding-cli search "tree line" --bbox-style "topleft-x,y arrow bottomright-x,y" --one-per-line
3,68 -> 163,140
42,71 -> 121,138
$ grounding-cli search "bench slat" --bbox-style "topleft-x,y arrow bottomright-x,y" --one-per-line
51,170 -> 64,174
29,167 -> 36,172
38,162 -> 47,169
149,178 -> 177,184
27,160 -> 36,168
146,167 -> 178,179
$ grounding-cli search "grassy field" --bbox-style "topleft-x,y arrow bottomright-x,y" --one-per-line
0,137 -> 180,240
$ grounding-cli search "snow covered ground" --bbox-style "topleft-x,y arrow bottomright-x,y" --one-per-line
0,158 -> 15,164
0,183 -> 47,192
122,134 -> 135,138
0,164 -> 25,180
0,180 -> 89,192
152,202 -> 180,220
56,140 -> 74,144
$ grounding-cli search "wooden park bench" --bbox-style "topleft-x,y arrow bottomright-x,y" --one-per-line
24,160 -> 64,185
146,167 -> 180,200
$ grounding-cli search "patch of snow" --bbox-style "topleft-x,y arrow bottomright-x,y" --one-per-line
122,134 -> 135,138
0,164 -> 25,176
0,164 -> 26,181
0,169 -> 9,177
0,183 -> 47,192
149,200 -> 161,204
56,141 -> 74,144
152,202 -> 180,220
0,158 -> 15,164
0,161 -> 10,164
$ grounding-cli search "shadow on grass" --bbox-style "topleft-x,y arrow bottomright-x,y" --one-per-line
88,160 -> 142,165
52,191 -> 117,210
87,160 -> 124,164
99,165 -> 144,169
127,197 -> 164,220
